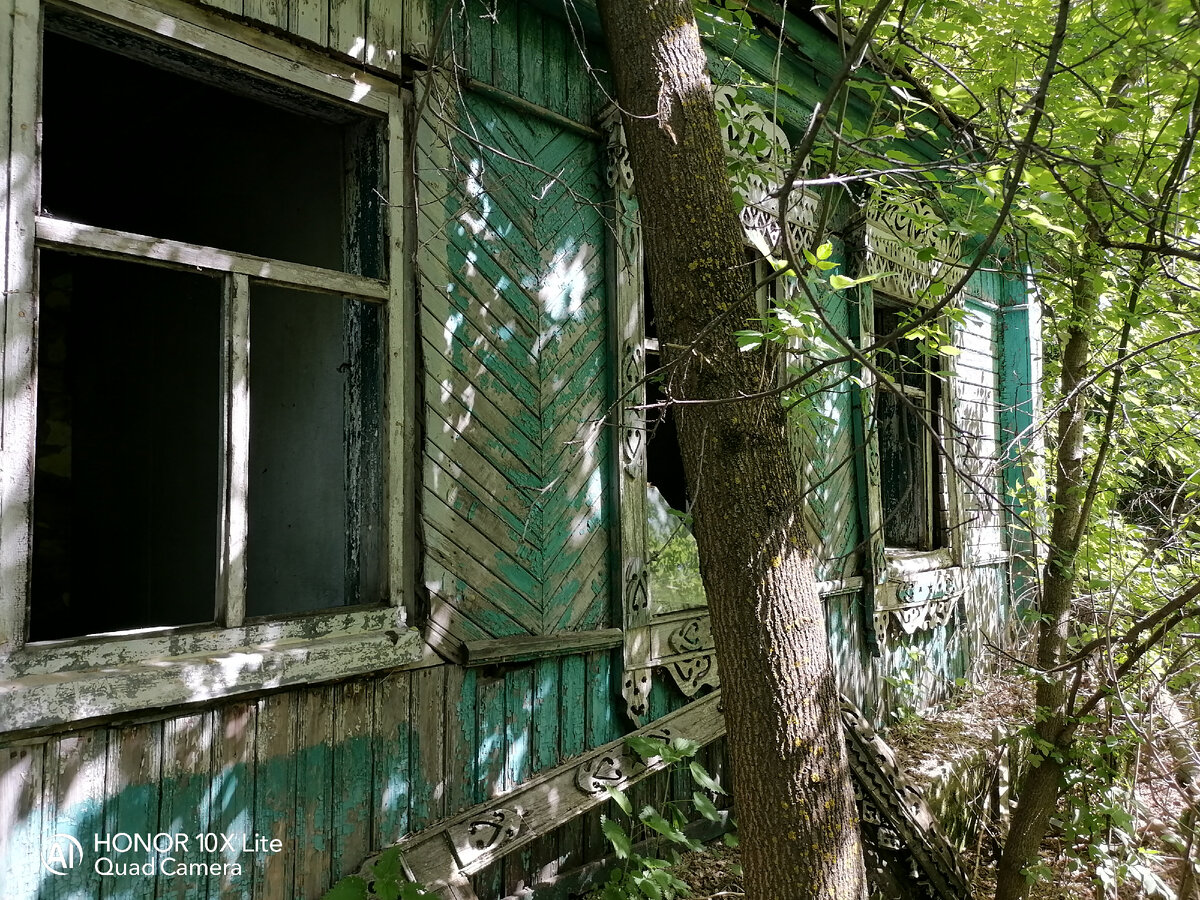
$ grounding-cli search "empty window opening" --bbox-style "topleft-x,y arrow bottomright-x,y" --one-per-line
31,253 -> 222,641
644,300 -> 706,612
41,29 -> 355,272
246,287 -> 385,618
30,27 -> 387,642
875,305 -> 946,551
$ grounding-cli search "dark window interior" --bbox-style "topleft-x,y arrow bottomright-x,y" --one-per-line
246,288 -> 385,619
41,30 -> 348,271
875,306 -> 943,551
31,29 -> 386,641
31,253 -> 222,640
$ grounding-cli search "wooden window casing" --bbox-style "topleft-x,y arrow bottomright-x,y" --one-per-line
0,0 -> 419,735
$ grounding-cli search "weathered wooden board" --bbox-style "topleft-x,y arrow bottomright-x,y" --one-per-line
379,691 -> 725,893
417,78 -> 614,652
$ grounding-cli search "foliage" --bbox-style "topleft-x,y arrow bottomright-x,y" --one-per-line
319,848 -> 435,900
595,736 -> 733,900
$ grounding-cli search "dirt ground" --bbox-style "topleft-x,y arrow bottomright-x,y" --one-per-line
653,672 -> 1197,899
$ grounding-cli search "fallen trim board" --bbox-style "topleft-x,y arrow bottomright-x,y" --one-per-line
352,691 -> 725,895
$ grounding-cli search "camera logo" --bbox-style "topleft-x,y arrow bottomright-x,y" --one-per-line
42,834 -> 84,875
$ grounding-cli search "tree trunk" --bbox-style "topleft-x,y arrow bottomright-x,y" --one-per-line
597,5 -> 867,899
994,66 -> 1140,900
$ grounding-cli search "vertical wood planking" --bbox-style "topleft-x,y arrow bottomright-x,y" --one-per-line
491,4 -> 518,95
442,664 -> 476,817
366,0 -> 403,73
541,11 -> 568,117
474,671 -> 504,803
253,693 -> 297,900
332,680 -> 374,880
294,688 -> 334,900
158,714 -> 212,900
528,658 -> 561,884
243,0 -> 287,28
564,26 -> 590,124
209,703 -> 255,899
1,743 -> 44,898
372,670 -> 411,847
503,665 -> 535,893
516,7 -> 544,108
44,732 -> 107,900
583,650 -> 618,859
557,653 -> 587,872
409,666 -> 446,830
287,0 -> 328,45
404,0 -> 431,58
101,722 -> 161,900
329,0 -> 367,61
466,1 -> 493,85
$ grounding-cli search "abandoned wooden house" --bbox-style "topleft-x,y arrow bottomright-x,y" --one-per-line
0,0 -> 1040,896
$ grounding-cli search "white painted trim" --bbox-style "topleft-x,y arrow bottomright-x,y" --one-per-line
35,217 -> 390,300
217,273 -> 251,628
8,607 -> 409,676
0,621 -> 423,734
0,5 -> 416,729
49,0 -> 394,111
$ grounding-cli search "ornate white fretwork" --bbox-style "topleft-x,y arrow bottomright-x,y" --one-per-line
850,193 -> 963,305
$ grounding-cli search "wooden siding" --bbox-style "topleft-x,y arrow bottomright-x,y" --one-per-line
0,651 -> 638,900
416,9 -> 615,653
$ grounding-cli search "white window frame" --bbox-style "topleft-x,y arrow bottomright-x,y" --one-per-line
0,0 -> 420,734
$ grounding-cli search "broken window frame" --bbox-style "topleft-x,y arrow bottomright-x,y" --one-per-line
0,0 -> 419,735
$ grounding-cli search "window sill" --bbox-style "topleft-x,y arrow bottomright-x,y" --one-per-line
884,547 -> 955,579
0,610 -> 423,735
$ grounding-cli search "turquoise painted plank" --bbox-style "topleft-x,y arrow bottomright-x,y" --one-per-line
372,671 -> 411,846
45,730 -> 108,900
541,13 -> 568,117
294,688 -> 334,899
492,5 -> 519,95
332,681 -> 373,880
158,714 -> 211,900
1,744 -> 44,900
467,0 -> 493,83
100,722 -> 160,900
409,667 -> 446,831
503,666 -> 534,792
207,703 -> 255,900
443,665 -> 477,817
475,672 -> 505,803
252,693 -> 296,900
517,7 -> 545,108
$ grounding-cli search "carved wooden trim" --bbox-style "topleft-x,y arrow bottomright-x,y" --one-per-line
357,692 -> 725,895
849,194 -> 963,306
603,103 -> 657,724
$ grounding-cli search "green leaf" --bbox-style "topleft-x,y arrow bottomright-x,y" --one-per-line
601,816 -> 633,859
626,735 -> 667,760
669,736 -> 701,758
640,807 -> 701,850
606,786 -> 633,816
689,760 -> 726,794
828,272 -> 887,290
321,877 -> 369,900
723,832 -> 739,848
693,790 -> 722,822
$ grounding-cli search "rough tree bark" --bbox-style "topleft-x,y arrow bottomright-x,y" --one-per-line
597,4 -> 867,899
